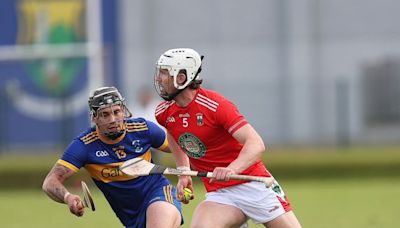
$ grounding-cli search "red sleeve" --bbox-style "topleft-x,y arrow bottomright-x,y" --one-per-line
216,99 -> 248,135
155,102 -> 167,128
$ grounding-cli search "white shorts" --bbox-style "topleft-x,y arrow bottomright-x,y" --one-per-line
205,181 -> 291,224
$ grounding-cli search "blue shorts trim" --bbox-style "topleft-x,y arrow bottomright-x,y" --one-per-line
126,184 -> 183,228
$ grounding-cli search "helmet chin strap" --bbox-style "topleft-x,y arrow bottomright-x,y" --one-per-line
98,119 -> 126,140
104,130 -> 125,140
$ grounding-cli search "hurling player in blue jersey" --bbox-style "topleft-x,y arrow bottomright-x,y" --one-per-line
42,86 -> 183,228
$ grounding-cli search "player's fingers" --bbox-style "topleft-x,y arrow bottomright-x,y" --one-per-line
225,171 -> 234,181
76,208 -> 84,217
209,170 -> 218,182
209,171 -> 222,183
216,170 -> 227,181
178,192 -> 188,203
73,199 -> 85,217
179,185 -> 185,193
177,192 -> 183,201
77,199 -> 84,210
223,171 -> 231,181
176,185 -> 185,200
69,205 -> 82,217
179,193 -> 192,204
209,177 -> 220,183
78,207 -> 85,216
176,192 -> 189,204
66,195 -> 80,216
215,172 -> 222,180
179,176 -> 192,187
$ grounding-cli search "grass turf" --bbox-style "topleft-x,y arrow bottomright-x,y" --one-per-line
1,177 -> 399,228
1,146 -> 399,227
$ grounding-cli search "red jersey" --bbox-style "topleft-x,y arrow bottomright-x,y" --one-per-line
156,88 -> 271,192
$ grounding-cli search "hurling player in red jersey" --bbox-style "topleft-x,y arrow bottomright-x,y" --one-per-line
154,48 -> 301,228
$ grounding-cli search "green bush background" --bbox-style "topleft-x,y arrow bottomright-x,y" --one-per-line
1,145 -> 399,227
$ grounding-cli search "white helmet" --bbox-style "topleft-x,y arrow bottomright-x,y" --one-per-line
156,48 -> 202,90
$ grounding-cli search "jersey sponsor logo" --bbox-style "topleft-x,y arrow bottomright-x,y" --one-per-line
101,167 -> 123,178
85,162 -> 144,182
131,140 -> 143,153
95,150 -> 110,157
179,113 -> 190,118
178,133 -> 207,158
196,113 -> 204,126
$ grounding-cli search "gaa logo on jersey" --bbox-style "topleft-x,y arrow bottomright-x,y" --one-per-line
178,133 -> 207,158
95,150 -> 110,157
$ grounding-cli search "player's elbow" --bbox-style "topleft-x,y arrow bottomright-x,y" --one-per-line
42,174 -> 56,194
256,141 -> 266,157
253,135 -> 265,154
259,141 -> 266,153
42,176 -> 50,193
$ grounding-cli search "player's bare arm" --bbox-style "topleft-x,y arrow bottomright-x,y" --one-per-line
167,132 -> 190,167
211,124 -> 265,182
166,132 -> 194,202
42,163 -> 75,203
229,124 -> 265,173
43,163 -> 85,216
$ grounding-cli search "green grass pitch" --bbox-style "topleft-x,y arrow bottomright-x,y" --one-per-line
0,145 -> 399,227
1,177 -> 399,227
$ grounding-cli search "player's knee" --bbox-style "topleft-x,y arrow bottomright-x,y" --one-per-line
147,201 -> 181,227
264,211 -> 302,228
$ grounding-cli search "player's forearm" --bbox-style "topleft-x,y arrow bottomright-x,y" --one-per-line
42,176 -> 69,204
171,146 -> 190,167
167,133 -> 190,167
171,141 -> 190,167
174,151 -> 190,168
229,124 -> 265,173
42,163 -> 75,204
228,138 -> 265,173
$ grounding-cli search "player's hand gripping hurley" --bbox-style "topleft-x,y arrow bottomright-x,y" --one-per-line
119,158 -> 275,187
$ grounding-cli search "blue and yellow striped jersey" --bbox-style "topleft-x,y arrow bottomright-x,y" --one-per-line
57,118 -> 174,226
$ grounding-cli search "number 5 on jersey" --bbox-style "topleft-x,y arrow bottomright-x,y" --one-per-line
182,117 -> 188,128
